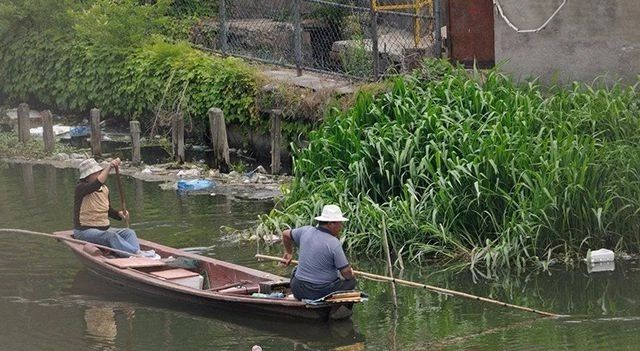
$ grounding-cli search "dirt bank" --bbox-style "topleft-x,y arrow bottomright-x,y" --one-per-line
1,153 -> 286,201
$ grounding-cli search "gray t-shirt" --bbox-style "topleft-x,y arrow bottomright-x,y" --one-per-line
291,225 -> 349,285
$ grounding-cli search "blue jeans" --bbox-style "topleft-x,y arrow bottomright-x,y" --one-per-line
73,228 -> 140,256
290,268 -> 358,301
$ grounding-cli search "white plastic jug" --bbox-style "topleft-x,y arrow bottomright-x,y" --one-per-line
586,248 -> 615,263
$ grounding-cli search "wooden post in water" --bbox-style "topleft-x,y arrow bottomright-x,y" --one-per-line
208,107 -> 230,171
90,108 -> 102,156
130,121 -> 141,165
172,112 -> 184,163
17,103 -> 30,144
42,110 -> 54,154
270,109 -> 282,175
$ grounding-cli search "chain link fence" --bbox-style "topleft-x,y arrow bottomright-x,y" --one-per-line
191,0 -> 442,80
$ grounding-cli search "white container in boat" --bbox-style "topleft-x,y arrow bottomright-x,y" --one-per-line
150,268 -> 204,290
170,274 -> 204,290
586,248 -> 615,263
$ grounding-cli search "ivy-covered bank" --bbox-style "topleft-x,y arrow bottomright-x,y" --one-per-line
259,61 -> 640,273
0,0 -> 323,144
1,34 -> 259,125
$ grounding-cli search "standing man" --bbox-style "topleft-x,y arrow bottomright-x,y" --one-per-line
73,158 -> 156,258
281,204 -> 357,300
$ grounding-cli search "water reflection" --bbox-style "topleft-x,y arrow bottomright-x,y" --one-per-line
84,306 -> 118,350
21,162 -> 34,199
68,269 -> 366,350
45,165 -> 58,201
134,178 -> 144,213
5,162 -> 640,351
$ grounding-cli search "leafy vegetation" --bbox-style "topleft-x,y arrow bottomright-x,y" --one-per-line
259,60 -> 640,274
0,132 -> 74,159
0,0 -> 317,147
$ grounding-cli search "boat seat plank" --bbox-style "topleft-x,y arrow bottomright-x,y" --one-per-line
150,268 -> 199,280
106,257 -> 167,269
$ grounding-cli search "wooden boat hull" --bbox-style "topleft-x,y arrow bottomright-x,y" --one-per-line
55,231 -> 359,321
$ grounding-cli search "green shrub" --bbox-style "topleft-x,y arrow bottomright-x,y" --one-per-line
0,132 -> 74,159
259,60 -> 640,273
0,28 -> 260,124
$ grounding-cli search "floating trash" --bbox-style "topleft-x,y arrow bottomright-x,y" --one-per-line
177,179 -> 215,192
586,248 -> 615,263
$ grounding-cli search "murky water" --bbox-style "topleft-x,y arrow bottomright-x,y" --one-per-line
1,162 -> 640,350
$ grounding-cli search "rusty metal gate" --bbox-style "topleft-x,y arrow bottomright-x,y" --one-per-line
447,0 -> 494,68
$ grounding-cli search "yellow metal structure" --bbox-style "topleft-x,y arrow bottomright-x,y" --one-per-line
371,0 -> 432,46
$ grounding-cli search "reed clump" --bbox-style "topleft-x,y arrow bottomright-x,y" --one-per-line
259,60 -> 640,273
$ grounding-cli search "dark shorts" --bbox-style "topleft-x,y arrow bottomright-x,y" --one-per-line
290,272 -> 357,301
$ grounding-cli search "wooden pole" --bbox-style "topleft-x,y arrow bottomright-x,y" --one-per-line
42,110 -> 54,154
254,254 -> 564,318
270,109 -> 282,175
0,229 -> 139,257
114,166 -> 129,228
208,107 -> 230,170
380,215 -> 398,305
17,103 -> 30,144
90,108 -> 102,156
130,121 -> 141,165
172,112 -> 184,163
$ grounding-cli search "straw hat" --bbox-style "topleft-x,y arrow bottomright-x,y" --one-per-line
78,158 -> 103,179
314,205 -> 348,222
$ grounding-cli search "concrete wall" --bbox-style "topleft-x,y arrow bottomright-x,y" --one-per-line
494,0 -> 640,85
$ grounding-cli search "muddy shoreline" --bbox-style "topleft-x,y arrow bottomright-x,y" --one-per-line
1,154 -> 286,201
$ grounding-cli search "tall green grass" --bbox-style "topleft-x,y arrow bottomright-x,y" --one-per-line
259,60 -> 640,273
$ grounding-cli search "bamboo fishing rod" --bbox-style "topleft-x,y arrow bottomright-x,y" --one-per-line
0,228 -> 140,257
255,253 -> 564,318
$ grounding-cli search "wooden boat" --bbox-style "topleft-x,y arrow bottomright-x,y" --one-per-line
54,230 -> 364,321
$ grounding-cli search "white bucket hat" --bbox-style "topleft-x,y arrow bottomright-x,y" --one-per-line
78,158 -> 104,179
314,205 -> 348,222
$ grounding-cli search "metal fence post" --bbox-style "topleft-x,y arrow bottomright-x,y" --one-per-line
293,0 -> 303,76
434,0 -> 442,58
369,0 -> 380,80
220,0 -> 228,55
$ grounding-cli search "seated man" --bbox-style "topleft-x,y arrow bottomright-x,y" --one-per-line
73,157 -> 156,258
281,205 -> 357,300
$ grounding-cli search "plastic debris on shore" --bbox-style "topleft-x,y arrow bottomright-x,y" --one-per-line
176,169 -> 200,178
177,179 -> 215,192
29,125 -> 71,137
69,126 -> 91,138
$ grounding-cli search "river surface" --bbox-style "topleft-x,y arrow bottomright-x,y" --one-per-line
1,162 -> 640,350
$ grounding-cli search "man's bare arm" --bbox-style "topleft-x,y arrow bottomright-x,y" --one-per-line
281,229 -> 294,266
340,265 -> 355,280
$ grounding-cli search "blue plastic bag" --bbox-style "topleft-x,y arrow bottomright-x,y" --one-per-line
69,126 -> 91,137
177,179 -> 215,192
